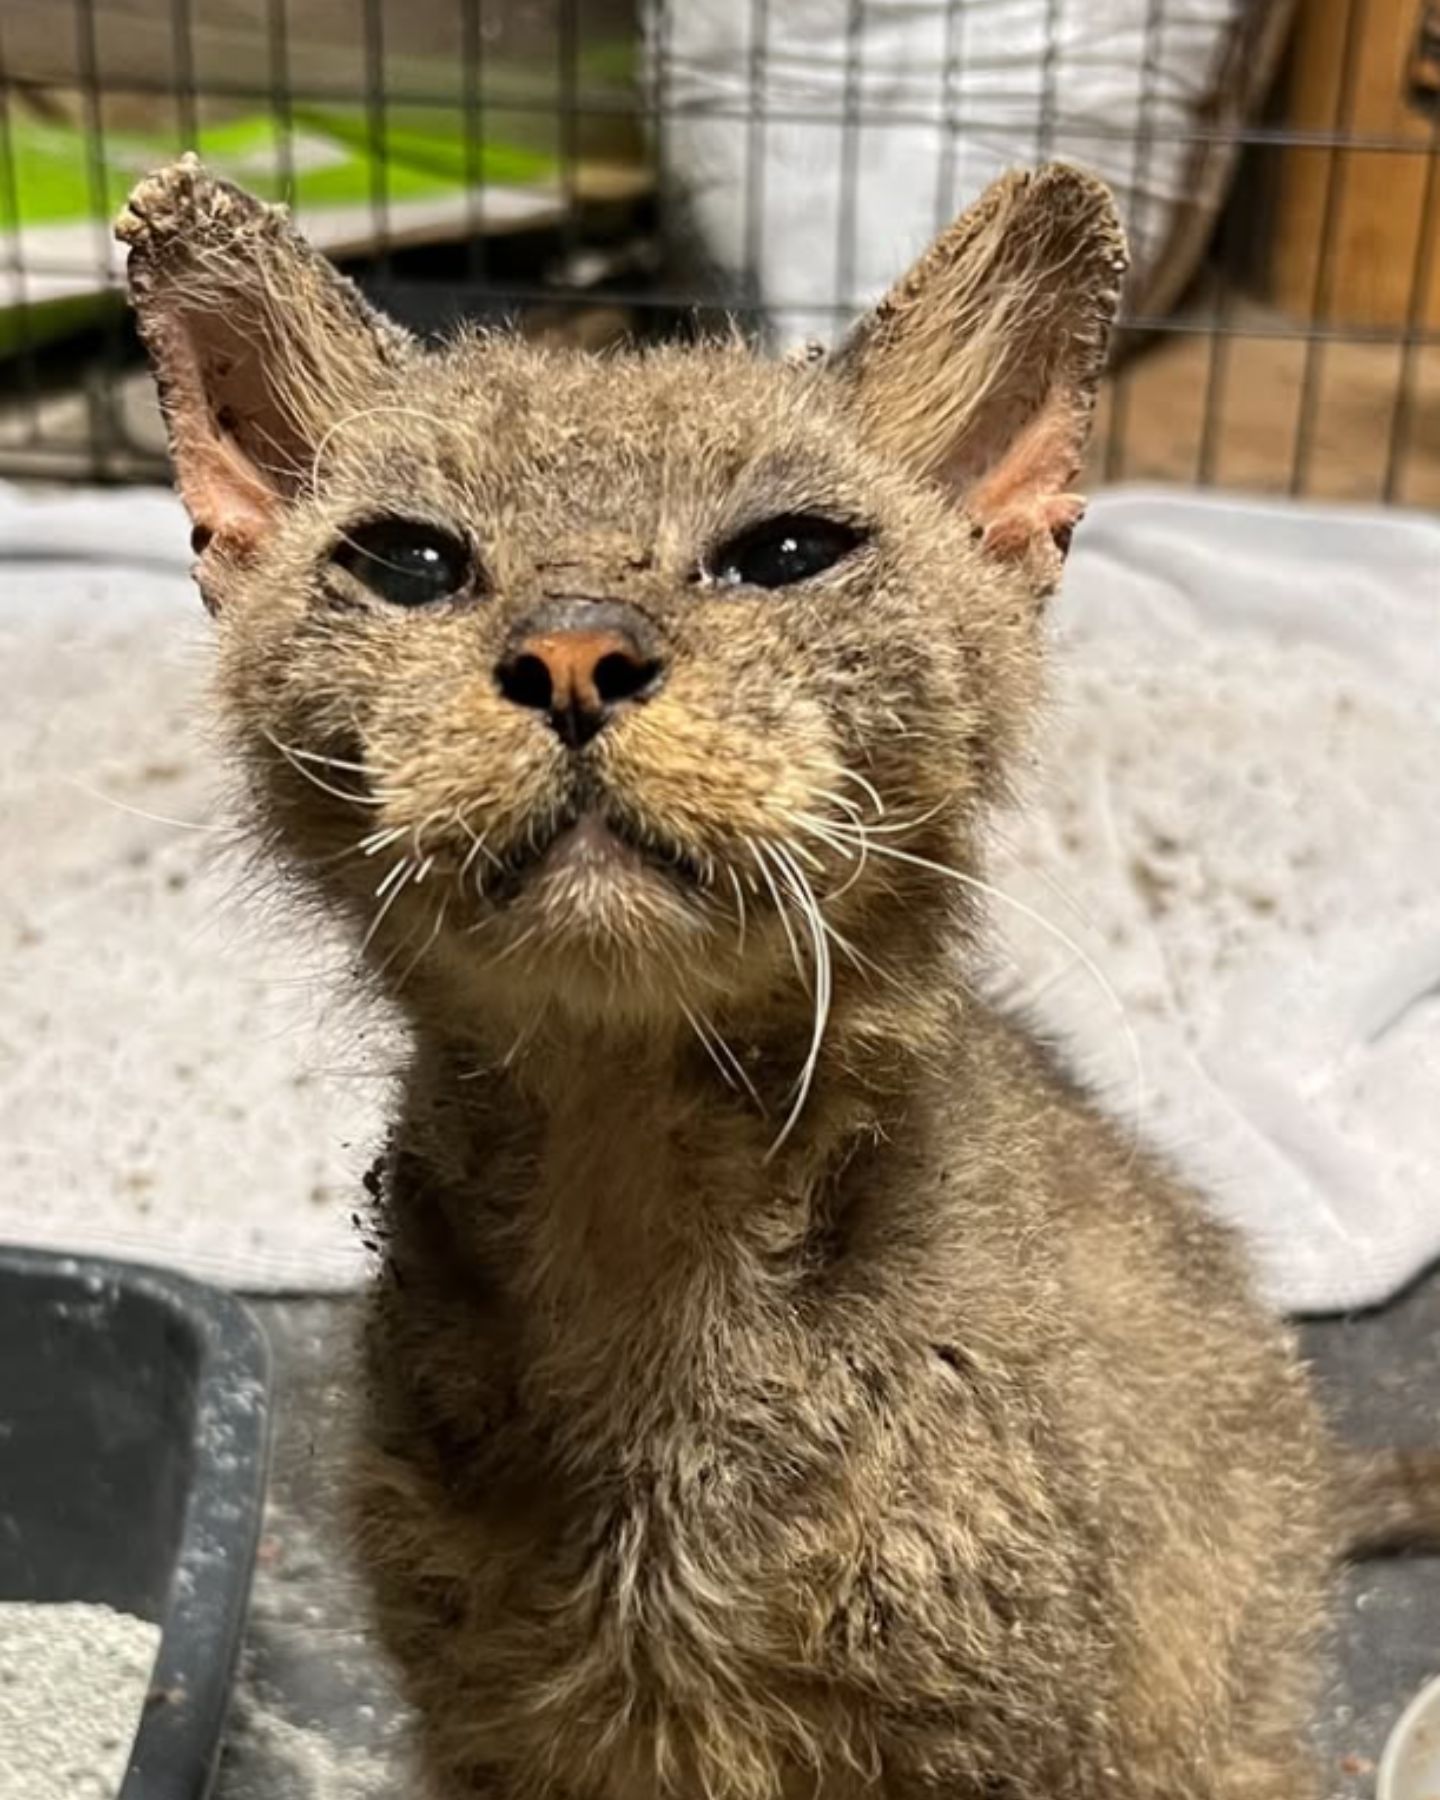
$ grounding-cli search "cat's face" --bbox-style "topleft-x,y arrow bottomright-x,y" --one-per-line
204,343 -> 1038,1023
119,159 -> 1123,1032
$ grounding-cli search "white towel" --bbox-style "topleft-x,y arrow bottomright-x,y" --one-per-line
1,482 -> 1435,1311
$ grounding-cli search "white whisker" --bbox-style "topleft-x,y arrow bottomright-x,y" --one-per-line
360,824 -> 409,857
857,837 -> 1146,1137
748,838 -> 808,994
681,1002 -> 765,1113
990,825 -> 1104,939
374,856 -> 414,901
761,840 -> 833,1159
359,858 -> 415,959
502,1016 -> 541,1068
268,740 -> 373,776
392,896 -> 448,992
263,730 -> 391,809
800,800 -> 948,841
785,837 -> 827,874
820,914 -> 882,978
310,404 -> 456,494
813,787 -> 867,830
726,865 -> 749,955
786,809 -> 871,899
493,922 -> 542,964
65,777 -> 222,835
834,766 -> 886,819
459,818 -> 494,885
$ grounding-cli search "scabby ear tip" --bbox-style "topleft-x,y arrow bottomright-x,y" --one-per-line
114,155 -> 212,248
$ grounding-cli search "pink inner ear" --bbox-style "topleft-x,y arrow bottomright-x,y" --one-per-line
182,432 -> 279,557
154,305 -> 287,559
967,394 -> 1087,561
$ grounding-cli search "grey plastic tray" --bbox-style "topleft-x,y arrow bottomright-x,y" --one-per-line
0,1246 -> 271,1799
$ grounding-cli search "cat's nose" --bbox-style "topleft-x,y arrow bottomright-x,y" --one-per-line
495,599 -> 665,749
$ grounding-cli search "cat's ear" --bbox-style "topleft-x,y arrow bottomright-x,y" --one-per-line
116,156 -> 412,584
830,163 -> 1126,593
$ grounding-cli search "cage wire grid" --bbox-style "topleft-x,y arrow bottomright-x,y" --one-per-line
0,0 -> 1437,503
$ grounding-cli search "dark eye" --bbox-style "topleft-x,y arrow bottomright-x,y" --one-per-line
331,519 -> 475,607
709,514 -> 866,591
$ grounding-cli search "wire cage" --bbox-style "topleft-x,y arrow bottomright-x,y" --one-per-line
0,0 -> 1437,504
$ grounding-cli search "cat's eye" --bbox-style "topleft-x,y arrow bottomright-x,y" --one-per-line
707,514 -> 866,591
331,519 -> 476,608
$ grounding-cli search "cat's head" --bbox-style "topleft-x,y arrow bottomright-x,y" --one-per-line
118,156 -> 1123,1040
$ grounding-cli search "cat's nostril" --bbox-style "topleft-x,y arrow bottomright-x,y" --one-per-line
498,652 -> 555,713
594,651 -> 661,706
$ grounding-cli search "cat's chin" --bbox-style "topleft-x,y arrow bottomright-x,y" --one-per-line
429,822 -> 719,1018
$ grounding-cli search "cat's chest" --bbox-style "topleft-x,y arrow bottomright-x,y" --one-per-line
447,1302 -> 867,1658
392,1373 -> 1046,1800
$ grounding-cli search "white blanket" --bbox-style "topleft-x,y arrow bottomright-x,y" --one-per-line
993,491 -> 1440,1314
1,483 -> 1436,1311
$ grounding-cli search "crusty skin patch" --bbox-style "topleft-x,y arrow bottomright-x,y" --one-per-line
121,158 -> 1339,1800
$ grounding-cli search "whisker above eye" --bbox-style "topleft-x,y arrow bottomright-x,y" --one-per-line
308,404 -> 457,494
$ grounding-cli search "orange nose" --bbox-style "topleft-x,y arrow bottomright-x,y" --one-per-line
496,604 -> 664,749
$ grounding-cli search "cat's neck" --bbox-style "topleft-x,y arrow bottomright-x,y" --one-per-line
390,966 -> 955,1442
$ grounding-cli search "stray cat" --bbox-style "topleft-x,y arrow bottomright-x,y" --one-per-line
118,156 -> 1429,1800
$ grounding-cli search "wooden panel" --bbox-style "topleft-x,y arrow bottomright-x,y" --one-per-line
1268,0 -> 1440,329
1087,302 -> 1440,504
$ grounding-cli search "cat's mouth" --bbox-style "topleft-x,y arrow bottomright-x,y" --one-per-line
483,805 -> 707,906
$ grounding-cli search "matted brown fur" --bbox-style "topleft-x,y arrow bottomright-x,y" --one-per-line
120,156 -> 1338,1799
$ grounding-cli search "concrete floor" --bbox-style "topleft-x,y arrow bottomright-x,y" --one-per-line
214,1270 -> 1440,1798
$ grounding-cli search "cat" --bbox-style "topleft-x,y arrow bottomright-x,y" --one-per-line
117,154 -> 1425,1800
